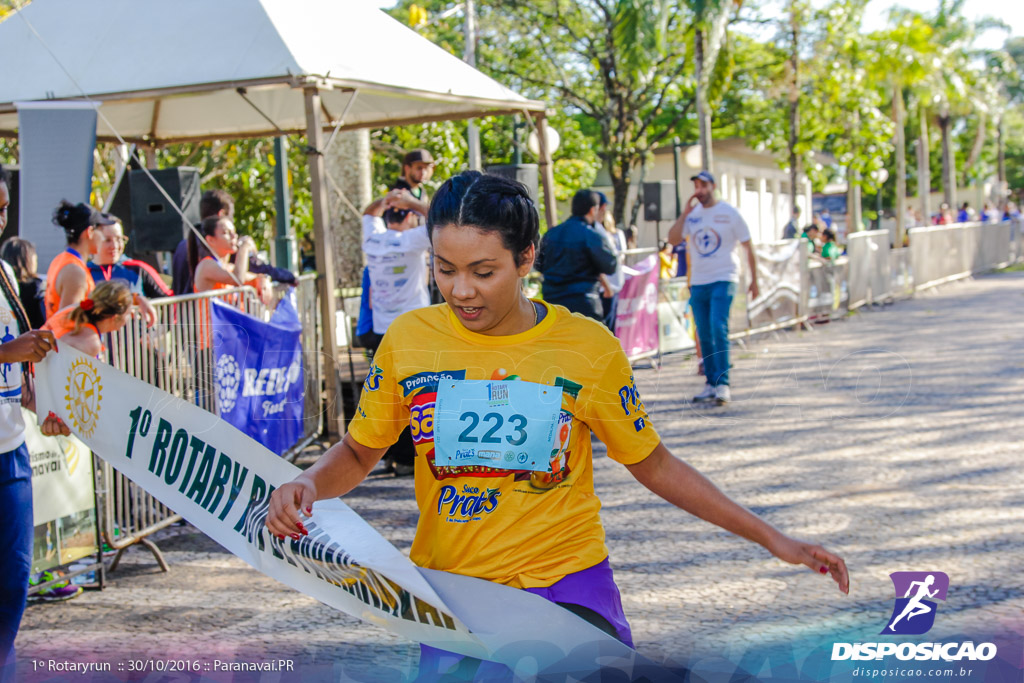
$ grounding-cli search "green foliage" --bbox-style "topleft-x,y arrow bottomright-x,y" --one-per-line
5,0 -> 1022,242
388,0 -> 701,223
90,139 -> 313,251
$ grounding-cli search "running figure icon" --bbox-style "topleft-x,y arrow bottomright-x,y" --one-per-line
887,574 -> 938,632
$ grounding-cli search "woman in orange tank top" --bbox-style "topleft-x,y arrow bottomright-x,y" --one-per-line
44,201 -> 116,319
43,279 -> 134,359
188,216 -> 259,293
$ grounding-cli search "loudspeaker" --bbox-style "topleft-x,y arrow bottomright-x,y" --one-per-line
0,166 -> 19,245
485,164 -> 539,203
643,180 -> 678,222
127,167 -> 201,252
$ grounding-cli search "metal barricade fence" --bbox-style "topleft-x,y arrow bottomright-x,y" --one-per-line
1012,218 -> 1024,264
635,220 -> 1024,366
97,276 -> 322,570
846,230 -> 890,308
908,221 -> 1015,291
805,258 -> 850,321
889,248 -> 914,299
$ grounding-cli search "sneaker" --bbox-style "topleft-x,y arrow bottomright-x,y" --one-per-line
29,571 -> 84,602
715,385 -> 731,404
692,383 -> 716,402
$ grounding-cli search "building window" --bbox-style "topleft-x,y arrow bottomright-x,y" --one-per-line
744,178 -> 757,192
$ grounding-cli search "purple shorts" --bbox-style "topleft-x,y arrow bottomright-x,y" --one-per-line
419,557 -> 633,677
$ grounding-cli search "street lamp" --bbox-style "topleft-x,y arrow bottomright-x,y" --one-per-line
527,126 -> 561,158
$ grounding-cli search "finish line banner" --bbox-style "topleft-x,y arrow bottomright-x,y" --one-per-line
210,294 -> 304,455
35,348 -> 652,677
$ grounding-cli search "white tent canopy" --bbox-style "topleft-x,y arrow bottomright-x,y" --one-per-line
0,0 -> 545,142
0,0 -> 559,436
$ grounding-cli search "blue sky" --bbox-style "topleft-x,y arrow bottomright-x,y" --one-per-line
370,0 -> 1020,40
865,0 -> 1023,45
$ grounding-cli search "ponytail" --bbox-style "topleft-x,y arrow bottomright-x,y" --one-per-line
187,216 -> 222,277
67,279 -> 132,335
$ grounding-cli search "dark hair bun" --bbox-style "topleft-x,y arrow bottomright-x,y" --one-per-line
52,200 -> 95,244
427,171 -> 538,265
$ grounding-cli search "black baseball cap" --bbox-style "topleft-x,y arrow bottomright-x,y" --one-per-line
383,207 -> 410,224
690,170 -> 716,184
403,149 -> 435,166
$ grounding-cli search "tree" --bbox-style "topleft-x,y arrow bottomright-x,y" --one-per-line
692,0 -> 737,172
868,13 -> 936,242
392,0 -> 705,226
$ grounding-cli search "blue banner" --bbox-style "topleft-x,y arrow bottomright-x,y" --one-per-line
210,295 -> 304,455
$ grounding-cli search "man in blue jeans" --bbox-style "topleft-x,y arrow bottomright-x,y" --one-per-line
667,171 -> 759,405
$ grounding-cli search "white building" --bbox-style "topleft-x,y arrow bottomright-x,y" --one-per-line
596,138 -> 813,248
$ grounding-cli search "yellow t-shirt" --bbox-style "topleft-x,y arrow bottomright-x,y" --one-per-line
348,301 -> 661,589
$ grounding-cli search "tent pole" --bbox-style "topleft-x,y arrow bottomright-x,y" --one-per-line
533,112 -> 557,229
304,86 -> 343,438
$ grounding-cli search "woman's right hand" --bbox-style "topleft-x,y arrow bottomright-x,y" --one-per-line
0,330 -> 57,364
266,478 -> 317,540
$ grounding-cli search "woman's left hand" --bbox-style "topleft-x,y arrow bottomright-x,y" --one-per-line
41,411 -> 71,437
768,534 -> 849,595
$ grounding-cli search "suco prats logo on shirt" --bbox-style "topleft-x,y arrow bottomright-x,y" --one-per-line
883,571 -> 949,635
436,483 -> 500,522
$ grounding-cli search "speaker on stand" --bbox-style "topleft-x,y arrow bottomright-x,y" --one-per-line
644,180 -> 678,246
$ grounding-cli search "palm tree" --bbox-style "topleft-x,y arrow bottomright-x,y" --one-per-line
690,0 -> 737,173
868,14 -> 936,244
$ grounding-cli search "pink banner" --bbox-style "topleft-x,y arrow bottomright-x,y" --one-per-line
614,255 -> 659,358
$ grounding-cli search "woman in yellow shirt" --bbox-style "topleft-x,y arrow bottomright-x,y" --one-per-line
658,240 -> 677,279
266,172 -> 848,675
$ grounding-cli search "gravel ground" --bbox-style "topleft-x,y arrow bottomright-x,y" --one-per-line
15,271 -> 1024,682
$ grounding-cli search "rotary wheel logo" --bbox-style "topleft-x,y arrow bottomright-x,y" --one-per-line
64,358 -> 103,438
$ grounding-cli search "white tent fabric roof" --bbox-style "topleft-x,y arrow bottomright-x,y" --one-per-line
0,0 -> 544,142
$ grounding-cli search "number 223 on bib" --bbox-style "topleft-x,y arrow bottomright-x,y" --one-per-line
433,380 -> 564,472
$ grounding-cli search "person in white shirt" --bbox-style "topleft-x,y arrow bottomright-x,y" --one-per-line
667,171 -> 759,405
0,165 -> 69,678
359,190 -> 432,352
597,195 -> 628,330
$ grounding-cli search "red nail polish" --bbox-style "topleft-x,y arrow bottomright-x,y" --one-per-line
819,566 -> 828,574
290,533 -> 299,540
305,507 -> 312,515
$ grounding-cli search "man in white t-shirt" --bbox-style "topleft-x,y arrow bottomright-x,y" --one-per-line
668,170 -> 759,405
359,190 -> 431,351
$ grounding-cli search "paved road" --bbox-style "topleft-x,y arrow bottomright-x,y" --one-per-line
17,271 -> 1024,681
